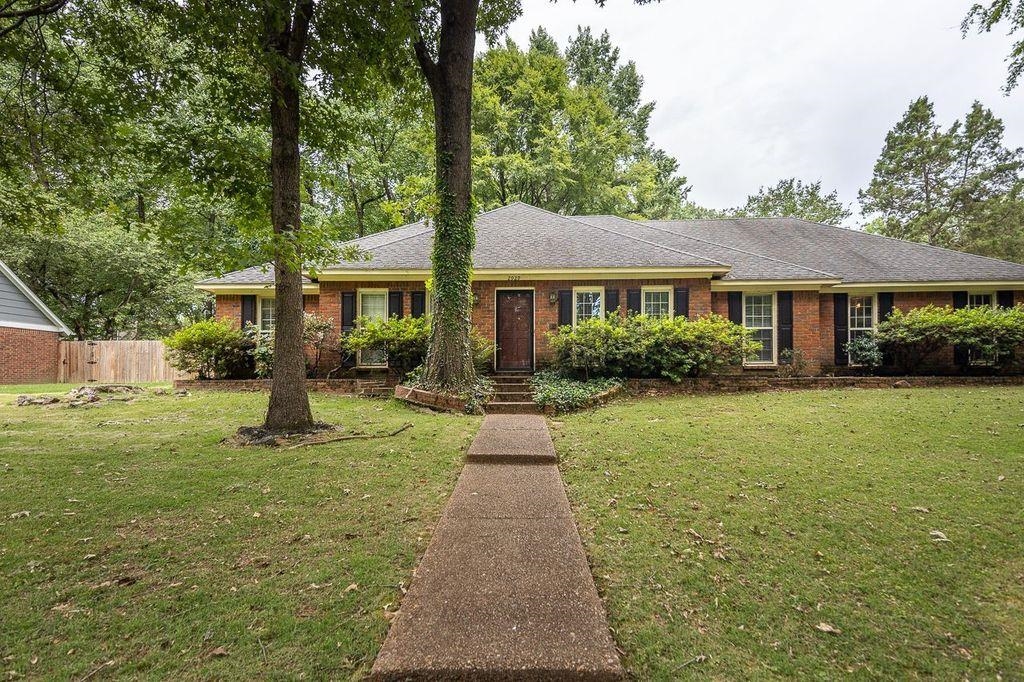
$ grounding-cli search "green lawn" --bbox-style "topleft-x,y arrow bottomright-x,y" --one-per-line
553,387 -> 1024,680
0,388 -> 479,680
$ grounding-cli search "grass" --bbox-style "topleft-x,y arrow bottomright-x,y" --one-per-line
0,387 -> 479,679
553,387 -> 1024,679
0,382 -> 170,395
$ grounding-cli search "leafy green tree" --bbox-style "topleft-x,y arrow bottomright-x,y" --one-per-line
964,1 -> 1024,91
0,217 -> 206,340
737,178 -> 851,224
859,96 -> 1024,260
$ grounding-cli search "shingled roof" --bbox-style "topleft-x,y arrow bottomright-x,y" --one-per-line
198,203 -> 1024,287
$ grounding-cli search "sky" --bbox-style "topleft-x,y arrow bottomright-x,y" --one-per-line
504,0 -> 1024,224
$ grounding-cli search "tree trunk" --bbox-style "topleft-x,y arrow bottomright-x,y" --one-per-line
415,0 -> 480,393
264,58 -> 314,432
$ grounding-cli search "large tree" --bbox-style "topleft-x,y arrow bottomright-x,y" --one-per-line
471,27 -> 689,217
859,96 -> 1024,260
737,178 -> 851,225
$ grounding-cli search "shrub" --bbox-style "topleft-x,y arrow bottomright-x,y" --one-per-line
531,370 -> 621,412
947,304 -> 1024,368
342,316 -> 495,379
777,348 -> 810,377
873,305 -> 954,373
165,319 -> 250,379
548,313 -> 757,381
302,312 -> 336,377
845,334 -> 884,372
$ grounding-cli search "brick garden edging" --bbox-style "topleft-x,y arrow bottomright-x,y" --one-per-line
393,385 -> 478,414
173,378 -> 394,396
626,374 -> 1024,395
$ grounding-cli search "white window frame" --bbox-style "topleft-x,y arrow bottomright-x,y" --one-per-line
641,286 -> 673,319
967,292 -> 995,309
572,287 -> 605,327
356,288 -> 389,367
847,293 -> 877,365
257,296 -> 275,333
742,292 -> 776,366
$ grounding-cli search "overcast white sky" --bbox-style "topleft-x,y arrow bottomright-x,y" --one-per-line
504,0 -> 1024,223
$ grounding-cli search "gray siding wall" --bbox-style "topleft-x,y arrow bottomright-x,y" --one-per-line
0,268 -> 54,327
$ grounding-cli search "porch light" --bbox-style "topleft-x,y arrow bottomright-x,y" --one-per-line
549,292 -> 558,305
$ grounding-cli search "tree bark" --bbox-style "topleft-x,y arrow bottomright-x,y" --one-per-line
415,0 -> 480,393
263,0 -> 315,432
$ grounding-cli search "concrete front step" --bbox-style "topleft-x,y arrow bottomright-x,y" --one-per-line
493,391 -> 534,402
484,401 -> 543,415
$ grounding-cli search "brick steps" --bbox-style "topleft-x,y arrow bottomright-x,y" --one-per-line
485,374 -> 540,414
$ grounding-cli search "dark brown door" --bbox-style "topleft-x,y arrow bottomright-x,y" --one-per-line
496,290 -> 534,371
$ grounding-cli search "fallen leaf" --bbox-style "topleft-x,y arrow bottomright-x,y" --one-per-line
930,530 -> 951,542
815,622 -> 842,635
9,511 -> 30,519
910,506 -> 930,513
997,475 -> 1005,482
210,646 -> 229,657
344,583 -> 358,593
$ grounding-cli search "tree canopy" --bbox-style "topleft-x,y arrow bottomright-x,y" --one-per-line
737,178 -> 851,225
858,96 -> 1024,262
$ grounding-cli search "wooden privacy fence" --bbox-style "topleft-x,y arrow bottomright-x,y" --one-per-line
59,340 -> 190,383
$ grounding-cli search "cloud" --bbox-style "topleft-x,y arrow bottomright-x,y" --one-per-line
506,0 -> 1024,222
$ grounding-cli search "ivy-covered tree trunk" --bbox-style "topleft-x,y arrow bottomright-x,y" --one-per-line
263,0 -> 315,432
414,0 -> 480,393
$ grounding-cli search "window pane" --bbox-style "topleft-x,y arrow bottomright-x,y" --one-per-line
575,290 -> 602,322
752,328 -> 773,363
968,294 -> 992,309
260,298 -> 275,331
744,294 -> 773,328
359,292 -> 388,365
849,295 -> 873,330
643,290 -> 670,318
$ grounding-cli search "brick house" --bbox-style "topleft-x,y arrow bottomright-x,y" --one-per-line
198,202 -> 1024,376
0,259 -> 71,384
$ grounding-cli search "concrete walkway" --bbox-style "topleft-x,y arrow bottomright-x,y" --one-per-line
370,415 -> 623,681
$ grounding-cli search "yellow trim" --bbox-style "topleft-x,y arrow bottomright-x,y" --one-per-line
317,266 -> 730,282
571,286 -> 605,326
196,283 -> 320,295
711,279 -> 839,292
831,281 -> 1024,292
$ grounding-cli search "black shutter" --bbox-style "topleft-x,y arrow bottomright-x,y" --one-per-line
558,290 -> 573,326
410,291 -> 427,318
997,290 -> 1015,308
626,289 -> 641,315
341,292 -> 357,368
388,291 -> 404,319
952,291 -> 969,367
674,287 -> 690,319
727,292 -> 742,325
878,292 -> 895,321
605,288 -> 620,316
777,291 -> 794,360
341,292 -> 356,332
833,293 -> 849,366
241,295 -> 257,327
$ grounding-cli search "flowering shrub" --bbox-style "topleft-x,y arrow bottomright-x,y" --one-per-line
165,319 -> 250,379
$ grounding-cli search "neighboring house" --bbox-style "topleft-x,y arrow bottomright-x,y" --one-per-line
197,202 -> 1024,376
0,260 -> 71,384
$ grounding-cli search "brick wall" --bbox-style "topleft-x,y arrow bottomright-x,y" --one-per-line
215,295 -> 242,326
0,326 -> 61,383
792,290 -> 821,373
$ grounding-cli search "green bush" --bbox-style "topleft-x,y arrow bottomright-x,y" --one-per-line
342,315 -> 495,378
845,334 -> 884,371
548,313 -> 757,381
243,312 -> 338,379
874,304 -> 1024,372
165,319 -> 250,379
531,370 -> 621,412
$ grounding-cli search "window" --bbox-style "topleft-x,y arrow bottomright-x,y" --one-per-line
642,287 -> 672,319
357,289 -> 388,366
573,288 -> 603,326
743,293 -> 775,365
259,298 -> 275,332
848,294 -> 875,363
967,293 -> 993,309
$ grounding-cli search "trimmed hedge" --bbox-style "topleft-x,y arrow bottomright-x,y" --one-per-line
547,313 -> 758,381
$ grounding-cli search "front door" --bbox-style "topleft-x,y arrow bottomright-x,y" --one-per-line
496,290 -> 534,372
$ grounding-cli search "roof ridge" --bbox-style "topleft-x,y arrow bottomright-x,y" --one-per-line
349,221 -> 434,252
788,217 -> 1024,270
635,218 -> 840,279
